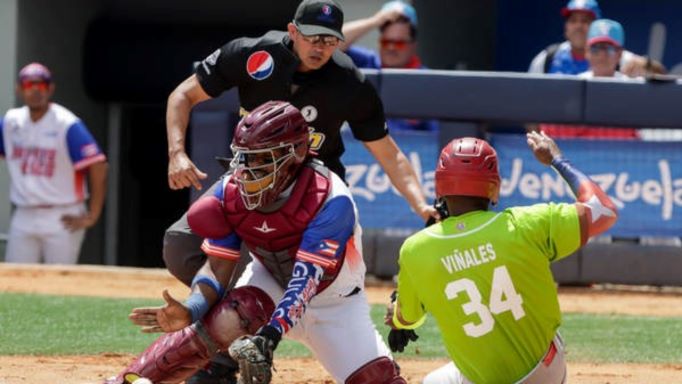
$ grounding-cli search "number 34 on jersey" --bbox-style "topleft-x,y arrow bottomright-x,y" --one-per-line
446,266 -> 526,338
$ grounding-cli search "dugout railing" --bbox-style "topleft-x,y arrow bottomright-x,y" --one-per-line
191,69 -> 682,286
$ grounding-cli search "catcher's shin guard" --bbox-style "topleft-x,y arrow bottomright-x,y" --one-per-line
105,286 -> 275,384
345,357 -> 407,384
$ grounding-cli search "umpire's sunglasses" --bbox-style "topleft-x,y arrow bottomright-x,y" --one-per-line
296,28 -> 340,47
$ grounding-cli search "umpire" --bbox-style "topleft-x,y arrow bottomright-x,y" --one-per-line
163,1 -> 436,382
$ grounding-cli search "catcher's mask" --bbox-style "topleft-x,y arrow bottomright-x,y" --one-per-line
230,101 -> 309,210
435,137 -> 501,205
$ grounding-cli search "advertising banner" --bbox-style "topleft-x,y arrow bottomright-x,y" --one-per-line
342,130 -> 682,237
492,134 -> 682,237
341,129 -> 439,230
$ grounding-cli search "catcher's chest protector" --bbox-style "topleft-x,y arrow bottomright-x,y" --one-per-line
224,163 -> 331,287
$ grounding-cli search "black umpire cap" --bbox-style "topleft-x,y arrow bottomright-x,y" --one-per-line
293,0 -> 345,41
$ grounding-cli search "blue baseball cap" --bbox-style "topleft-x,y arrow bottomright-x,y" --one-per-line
381,1 -> 418,27
588,19 -> 625,47
561,0 -> 601,19
18,62 -> 52,83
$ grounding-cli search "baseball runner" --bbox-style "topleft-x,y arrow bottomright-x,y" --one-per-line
105,101 -> 406,384
387,133 -> 618,383
0,63 -> 107,264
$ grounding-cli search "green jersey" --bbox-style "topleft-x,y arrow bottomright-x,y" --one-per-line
395,203 -> 580,383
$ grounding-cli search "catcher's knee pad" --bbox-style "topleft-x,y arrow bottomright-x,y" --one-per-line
345,357 -> 407,384
104,325 -> 213,384
105,286 -> 275,384
202,285 -> 276,348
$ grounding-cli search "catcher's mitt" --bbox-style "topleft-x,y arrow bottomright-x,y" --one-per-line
228,335 -> 275,384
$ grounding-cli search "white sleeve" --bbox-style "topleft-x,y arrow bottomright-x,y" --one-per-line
528,50 -> 548,73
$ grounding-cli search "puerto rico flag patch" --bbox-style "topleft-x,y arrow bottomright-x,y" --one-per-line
318,239 -> 339,257
81,143 -> 99,157
246,51 -> 274,80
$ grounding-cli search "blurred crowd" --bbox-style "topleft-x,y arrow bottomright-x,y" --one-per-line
344,0 -> 678,139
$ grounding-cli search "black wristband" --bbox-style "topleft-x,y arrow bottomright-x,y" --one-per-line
257,324 -> 282,350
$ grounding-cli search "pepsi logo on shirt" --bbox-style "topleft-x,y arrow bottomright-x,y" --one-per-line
246,51 -> 275,80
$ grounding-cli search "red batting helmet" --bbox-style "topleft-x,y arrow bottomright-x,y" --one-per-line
435,137 -> 501,204
230,101 -> 310,210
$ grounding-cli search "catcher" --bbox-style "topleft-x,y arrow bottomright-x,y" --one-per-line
386,133 -> 618,383
104,101 -> 406,384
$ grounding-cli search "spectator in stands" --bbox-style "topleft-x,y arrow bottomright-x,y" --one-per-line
539,19 -> 640,140
528,0 -> 665,77
580,19 -> 627,79
340,1 -> 438,132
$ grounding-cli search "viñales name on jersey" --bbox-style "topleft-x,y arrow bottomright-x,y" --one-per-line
440,243 -> 497,273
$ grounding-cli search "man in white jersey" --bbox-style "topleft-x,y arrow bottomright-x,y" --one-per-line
0,63 -> 108,264
387,133 -> 618,383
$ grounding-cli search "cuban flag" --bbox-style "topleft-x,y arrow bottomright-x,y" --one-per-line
246,50 -> 274,80
318,239 -> 339,257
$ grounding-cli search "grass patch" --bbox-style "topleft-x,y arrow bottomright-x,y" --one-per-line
0,293 -> 159,355
560,313 -> 682,363
1,292 -> 680,364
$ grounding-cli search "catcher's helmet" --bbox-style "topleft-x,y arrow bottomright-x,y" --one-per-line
435,137 -> 500,204
230,101 -> 309,210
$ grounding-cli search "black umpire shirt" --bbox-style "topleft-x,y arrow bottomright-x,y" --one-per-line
195,30 -> 388,181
